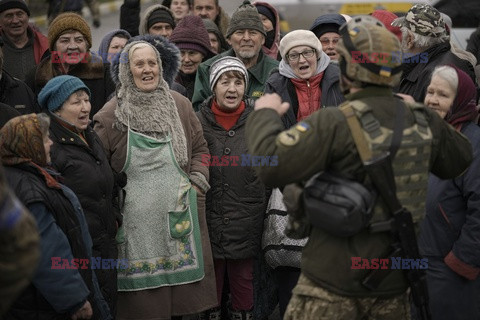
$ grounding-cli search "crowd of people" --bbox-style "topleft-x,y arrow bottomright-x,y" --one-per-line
0,0 -> 479,319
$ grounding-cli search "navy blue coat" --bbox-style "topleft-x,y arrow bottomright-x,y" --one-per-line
419,121 -> 480,319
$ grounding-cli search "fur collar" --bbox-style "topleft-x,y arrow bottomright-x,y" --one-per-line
111,34 -> 180,88
35,52 -> 106,88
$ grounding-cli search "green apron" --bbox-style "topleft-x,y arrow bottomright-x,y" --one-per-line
116,128 -> 204,291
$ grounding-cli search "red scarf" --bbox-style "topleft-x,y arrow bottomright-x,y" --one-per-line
211,99 -> 246,130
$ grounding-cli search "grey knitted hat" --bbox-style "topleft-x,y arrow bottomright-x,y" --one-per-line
209,57 -> 248,91
226,0 -> 266,38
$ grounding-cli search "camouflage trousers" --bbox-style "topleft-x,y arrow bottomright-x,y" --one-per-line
284,273 -> 411,320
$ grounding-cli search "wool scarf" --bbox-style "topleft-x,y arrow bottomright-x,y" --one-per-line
114,41 -> 188,167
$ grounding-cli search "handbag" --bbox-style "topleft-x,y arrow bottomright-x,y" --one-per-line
262,188 -> 308,269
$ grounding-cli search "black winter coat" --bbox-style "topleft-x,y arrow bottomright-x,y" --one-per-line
0,71 -> 41,114
4,164 -> 98,320
265,63 -> 345,129
0,102 -> 20,128
197,97 -> 268,259
398,42 -> 476,103
48,116 -> 118,315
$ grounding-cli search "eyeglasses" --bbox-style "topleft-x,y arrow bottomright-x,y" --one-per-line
319,38 -> 340,46
286,49 -> 316,62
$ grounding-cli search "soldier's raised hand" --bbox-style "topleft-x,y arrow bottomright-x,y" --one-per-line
254,93 -> 290,116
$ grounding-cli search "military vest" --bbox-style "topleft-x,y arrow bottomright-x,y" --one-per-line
346,100 -> 433,227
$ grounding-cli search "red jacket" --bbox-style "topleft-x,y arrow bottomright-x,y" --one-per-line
30,24 -> 49,64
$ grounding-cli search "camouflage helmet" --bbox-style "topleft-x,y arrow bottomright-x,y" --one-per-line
336,15 -> 403,88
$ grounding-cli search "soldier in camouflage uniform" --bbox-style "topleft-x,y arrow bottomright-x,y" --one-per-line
245,16 -> 473,319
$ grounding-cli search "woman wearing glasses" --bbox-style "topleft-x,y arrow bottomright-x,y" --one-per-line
265,29 -> 344,128
261,29 -> 344,319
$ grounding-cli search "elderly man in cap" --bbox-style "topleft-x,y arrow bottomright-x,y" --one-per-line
394,3 -> 476,103
192,0 -> 279,110
0,0 -> 48,81
25,12 -> 115,118
309,13 -> 346,62
139,4 -> 176,38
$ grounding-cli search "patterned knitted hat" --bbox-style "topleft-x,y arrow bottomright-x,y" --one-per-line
38,75 -> 91,112
0,0 -> 29,15
279,30 -> 322,61
48,12 -> 92,51
226,0 -> 266,38
209,56 -> 248,91
170,15 -> 215,58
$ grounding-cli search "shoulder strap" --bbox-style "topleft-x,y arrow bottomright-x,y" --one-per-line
340,99 -> 406,161
339,102 -> 372,162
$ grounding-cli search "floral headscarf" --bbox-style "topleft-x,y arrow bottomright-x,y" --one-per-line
0,114 -> 47,167
0,114 -> 59,188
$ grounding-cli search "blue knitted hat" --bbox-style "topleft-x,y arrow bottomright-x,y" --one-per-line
38,75 -> 91,112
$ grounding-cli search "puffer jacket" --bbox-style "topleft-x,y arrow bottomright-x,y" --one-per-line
265,62 -> 345,129
197,97 -> 268,259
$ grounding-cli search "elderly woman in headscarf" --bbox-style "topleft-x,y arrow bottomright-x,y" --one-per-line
93,40 -> 217,320
419,65 -> 480,320
98,29 -> 131,64
0,113 -> 110,319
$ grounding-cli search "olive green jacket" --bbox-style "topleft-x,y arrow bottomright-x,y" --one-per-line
246,86 -> 473,297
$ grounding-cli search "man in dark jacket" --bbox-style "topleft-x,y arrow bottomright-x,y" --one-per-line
25,12 -> 115,118
393,4 -> 476,103
245,16 -> 472,320
0,0 -> 49,81
192,1 -> 279,110
0,45 -> 41,114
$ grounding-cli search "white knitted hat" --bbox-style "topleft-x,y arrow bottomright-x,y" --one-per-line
279,30 -> 323,61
